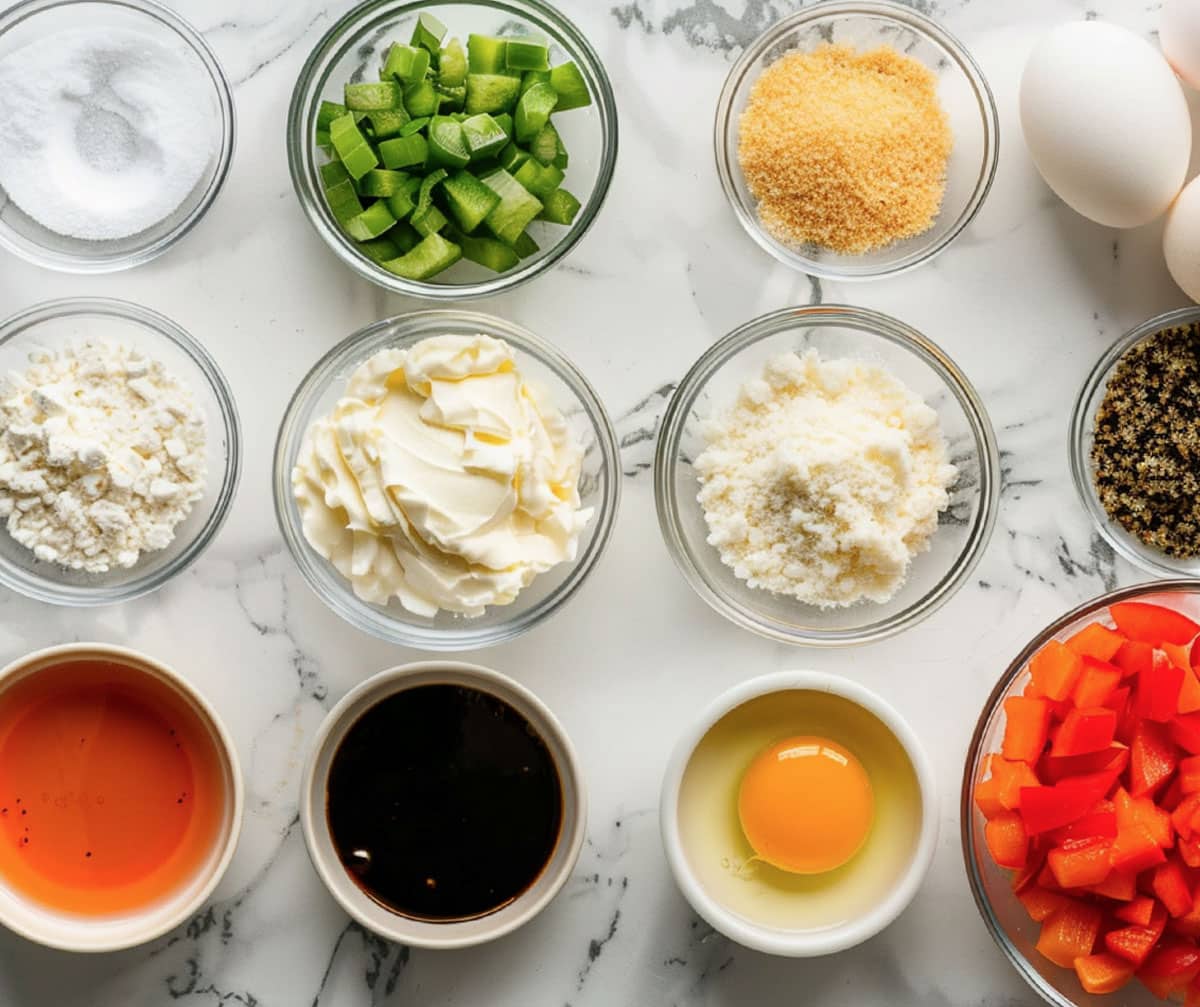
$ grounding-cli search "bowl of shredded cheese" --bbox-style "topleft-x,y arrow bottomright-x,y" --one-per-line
654,305 -> 998,646
714,0 -> 998,281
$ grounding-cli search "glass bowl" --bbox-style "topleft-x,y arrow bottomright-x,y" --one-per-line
273,309 -> 621,650
962,580 -> 1200,1007
0,298 -> 242,605
287,0 -> 618,300
654,304 -> 999,646
0,0 -> 235,273
1070,306 -> 1200,579
714,0 -> 999,281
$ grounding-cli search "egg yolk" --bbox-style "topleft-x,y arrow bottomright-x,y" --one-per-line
737,735 -> 874,875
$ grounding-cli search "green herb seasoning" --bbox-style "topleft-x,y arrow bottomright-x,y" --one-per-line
1091,322 -> 1200,558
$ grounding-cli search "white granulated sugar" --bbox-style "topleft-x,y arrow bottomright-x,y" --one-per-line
695,350 -> 957,608
0,340 -> 208,573
0,28 -> 219,241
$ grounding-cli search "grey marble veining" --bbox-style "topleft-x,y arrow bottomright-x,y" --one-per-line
0,0 -> 1193,1003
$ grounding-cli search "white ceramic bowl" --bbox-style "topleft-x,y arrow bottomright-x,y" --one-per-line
0,643 -> 243,952
300,661 -> 586,949
660,671 -> 937,957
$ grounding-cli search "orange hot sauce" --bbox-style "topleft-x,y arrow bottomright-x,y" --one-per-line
0,658 -> 228,916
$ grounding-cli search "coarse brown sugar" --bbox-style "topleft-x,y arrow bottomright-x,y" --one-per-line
737,43 -> 953,255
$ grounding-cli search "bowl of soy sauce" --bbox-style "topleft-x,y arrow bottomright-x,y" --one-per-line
300,661 -> 586,948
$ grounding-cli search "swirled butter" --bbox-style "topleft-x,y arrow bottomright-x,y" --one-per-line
292,334 -> 592,618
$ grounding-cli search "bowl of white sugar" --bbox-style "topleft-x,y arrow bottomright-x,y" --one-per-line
0,0 -> 234,273
0,298 -> 241,605
654,305 -> 999,646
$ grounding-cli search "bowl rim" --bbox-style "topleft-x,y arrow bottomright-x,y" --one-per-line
653,303 -> 1000,646
1069,306 -> 1200,578
299,659 -> 587,949
659,669 -> 939,957
0,0 -> 236,274
285,0 -> 619,300
272,307 -> 621,649
0,642 -> 244,953
713,0 -> 1000,282
0,296 -> 242,606
960,579 -> 1200,1006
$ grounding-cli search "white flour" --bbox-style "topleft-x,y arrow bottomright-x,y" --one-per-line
0,340 -> 208,573
0,27 -> 219,241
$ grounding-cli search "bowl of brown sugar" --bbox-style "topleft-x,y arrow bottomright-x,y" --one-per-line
714,0 -> 999,281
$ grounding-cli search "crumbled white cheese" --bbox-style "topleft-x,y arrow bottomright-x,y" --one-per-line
0,339 -> 208,573
694,350 -> 957,608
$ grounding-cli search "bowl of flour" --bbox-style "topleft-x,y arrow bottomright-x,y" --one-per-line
0,298 -> 241,605
0,0 -> 234,273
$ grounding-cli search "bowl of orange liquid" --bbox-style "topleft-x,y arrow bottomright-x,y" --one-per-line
0,644 -> 242,951
660,671 -> 937,956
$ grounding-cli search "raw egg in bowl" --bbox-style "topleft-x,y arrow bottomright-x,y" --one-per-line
660,671 -> 937,956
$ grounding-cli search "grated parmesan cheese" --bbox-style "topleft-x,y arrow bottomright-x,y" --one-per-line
694,350 -> 956,608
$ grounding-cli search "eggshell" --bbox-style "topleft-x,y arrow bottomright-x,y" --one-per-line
1164,175 -> 1200,303
1163,0 -> 1200,90
1020,21 -> 1191,228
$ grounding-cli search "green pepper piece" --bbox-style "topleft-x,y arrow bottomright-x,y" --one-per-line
480,168 -> 543,245
506,37 -> 551,73
320,160 -> 350,189
439,37 -> 467,87
435,84 -> 467,112
317,100 -> 347,130
460,113 -> 508,160
328,113 -> 379,178
404,79 -> 439,118
339,142 -> 379,180
512,230 -> 539,258
413,205 -> 448,237
316,129 -> 332,152
390,220 -> 421,254
411,12 -> 447,55
519,68 -> 551,97
451,228 -> 520,272
538,187 -> 581,226
493,112 -> 514,139
359,168 -> 409,198
465,73 -> 523,115
529,122 -> 559,165
382,43 -> 430,84
386,175 -> 422,219
467,34 -> 508,74
344,201 -> 397,240
358,235 -> 402,264
324,178 -> 363,224
399,116 -> 431,137
413,168 -> 449,224
553,130 -> 568,169
382,231 -> 462,280
498,141 -> 529,172
549,61 -> 591,110
344,81 -> 403,111
378,133 -> 428,169
367,107 -> 410,139
442,169 -> 501,233
514,82 -> 558,144
513,158 -> 564,199
428,116 -> 470,168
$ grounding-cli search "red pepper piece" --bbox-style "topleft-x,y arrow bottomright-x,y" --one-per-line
1087,868 -> 1136,901
1073,656 -> 1124,709
1174,793 -> 1200,839
1111,823 -> 1168,874
1154,858 -> 1195,917
1075,952 -> 1136,994
1067,622 -> 1129,662
1189,973 -> 1200,1007
1173,714 -> 1200,756
1106,904 -> 1168,966
1029,640 -> 1085,702
1179,666 -> 1200,716
1181,835 -> 1200,869
1138,941 -> 1200,999
1138,651 -> 1188,722
1051,707 -> 1118,757
1172,898 -> 1200,939
1037,899 -> 1103,967
1041,744 -> 1129,785
1132,719 -> 1179,797
1116,896 -> 1157,926
1116,640 -> 1157,678
1048,837 -> 1113,888
1115,788 -> 1174,847
1020,773 -> 1115,834
1002,696 -> 1052,764
1050,808 -> 1118,845
1111,601 -> 1200,646
1017,885 -> 1069,923
985,811 -> 1029,870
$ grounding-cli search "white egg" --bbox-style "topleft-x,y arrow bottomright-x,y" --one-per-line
1163,0 -> 1200,90
1020,21 -> 1191,228
1165,175 -> 1200,302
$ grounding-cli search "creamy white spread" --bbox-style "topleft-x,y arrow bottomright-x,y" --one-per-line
292,334 -> 592,617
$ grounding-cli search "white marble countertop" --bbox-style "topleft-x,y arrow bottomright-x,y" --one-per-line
0,0 -> 1194,1003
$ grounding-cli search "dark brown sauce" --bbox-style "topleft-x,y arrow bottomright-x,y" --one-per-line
326,684 -> 562,922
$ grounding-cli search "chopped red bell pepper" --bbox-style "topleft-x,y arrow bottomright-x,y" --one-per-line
1037,900 -> 1103,967
1183,757 -> 1200,796
1172,900 -> 1200,940
1018,885 -> 1069,923
1111,601 -> 1200,646
1048,837 -> 1113,888
1174,793 -> 1200,839
1181,835 -> 1200,869
1074,656 -> 1123,709
1173,714 -> 1200,756
1188,974 -> 1200,1007
1138,651 -> 1188,723
1002,696 -> 1052,764
1041,743 -> 1128,785
1050,807 -> 1117,845
1021,773 -> 1115,834
1154,858 -> 1195,918
1068,622 -> 1128,662
1051,707 -> 1118,757
1087,868 -> 1136,901
985,812 -> 1029,870
1115,788 -> 1173,847
1116,640 -> 1157,678
1180,667 -> 1200,717
1116,896 -> 1157,926
1106,904 -> 1168,966
1138,941 -> 1200,999
1075,952 -> 1136,994
1029,640 -> 1085,701
1131,719 -> 1179,797
1111,823 -> 1168,874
